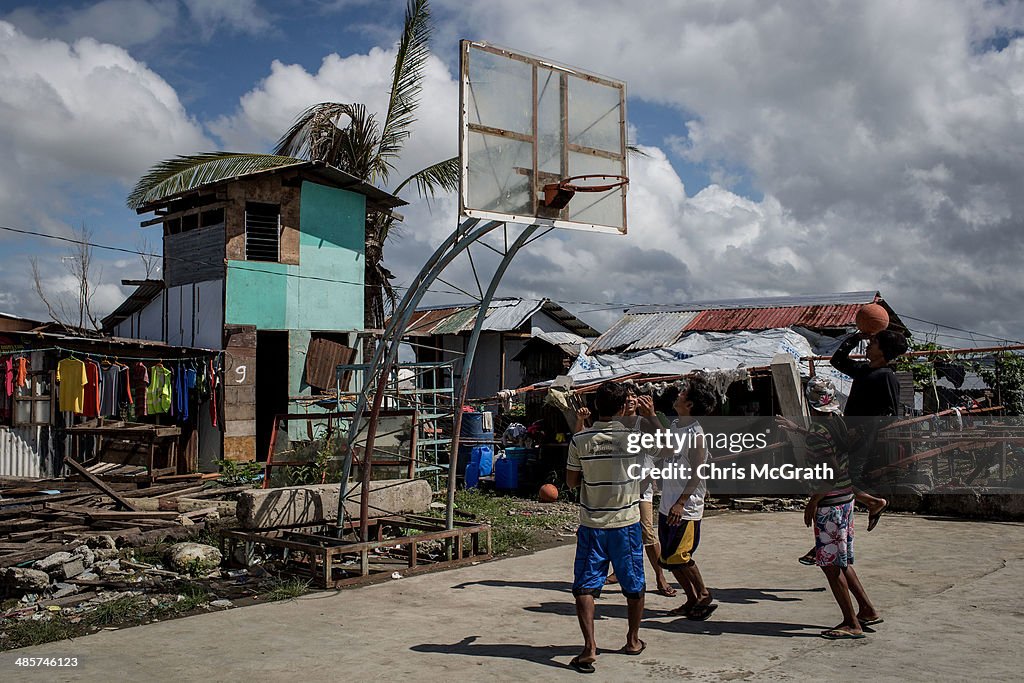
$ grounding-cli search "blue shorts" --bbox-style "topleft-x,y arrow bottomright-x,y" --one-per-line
572,523 -> 645,599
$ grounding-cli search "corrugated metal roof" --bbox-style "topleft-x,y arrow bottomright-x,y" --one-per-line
589,311 -> 699,353
630,291 -> 879,314
686,304 -> 863,331
135,160 -> 405,212
589,291 -> 902,353
432,306 -> 485,334
401,298 -> 599,336
100,280 -> 165,331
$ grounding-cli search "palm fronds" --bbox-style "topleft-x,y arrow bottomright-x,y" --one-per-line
392,155 -> 459,199
378,0 -> 431,172
127,152 -> 300,209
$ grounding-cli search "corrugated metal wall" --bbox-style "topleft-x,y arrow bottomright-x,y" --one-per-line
0,425 -> 48,478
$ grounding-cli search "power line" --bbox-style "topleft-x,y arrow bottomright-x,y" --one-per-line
6,222 -> 1022,347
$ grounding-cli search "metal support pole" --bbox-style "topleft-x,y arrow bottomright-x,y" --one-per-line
446,224 -> 541,531
337,219 -> 508,538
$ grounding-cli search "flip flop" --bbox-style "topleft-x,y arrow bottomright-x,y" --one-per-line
668,603 -> 694,616
867,502 -> 888,532
569,657 -> 596,674
686,603 -> 718,621
799,551 -> 817,566
859,617 -> 884,627
623,640 -> 646,656
821,628 -> 866,640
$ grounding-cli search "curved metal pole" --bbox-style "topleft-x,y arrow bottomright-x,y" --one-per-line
337,219 -> 507,536
335,217 -> 483,524
446,223 -> 540,530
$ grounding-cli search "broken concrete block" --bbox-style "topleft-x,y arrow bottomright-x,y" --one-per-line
165,543 -> 222,574
34,551 -> 74,572
83,534 -> 117,550
236,479 -> 432,529
3,567 -> 51,592
73,545 -> 96,568
50,583 -> 79,600
56,559 -> 86,581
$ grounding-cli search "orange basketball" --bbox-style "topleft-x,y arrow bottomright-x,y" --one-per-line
856,303 -> 889,334
539,484 -> 559,503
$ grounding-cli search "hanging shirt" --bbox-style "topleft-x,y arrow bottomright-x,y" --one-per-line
99,363 -> 121,417
147,364 -> 173,415
15,357 -> 28,388
132,362 -> 150,416
209,358 -> 219,428
83,360 -> 101,418
118,364 -> 133,405
3,357 -> 12,398
57,357 -> 88,413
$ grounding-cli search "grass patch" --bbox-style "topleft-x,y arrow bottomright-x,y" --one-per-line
265,578 -> 310,601
0,617 -> 76,649
86,596 -> 149,627
434,490 -> 577,555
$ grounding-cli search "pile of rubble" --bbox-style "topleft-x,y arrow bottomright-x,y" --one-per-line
0,537 -> 240,627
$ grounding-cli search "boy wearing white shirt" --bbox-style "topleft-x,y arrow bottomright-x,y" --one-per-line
657,377 -> 719,621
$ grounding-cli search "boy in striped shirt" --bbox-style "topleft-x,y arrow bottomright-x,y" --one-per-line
566,382 -> 657,673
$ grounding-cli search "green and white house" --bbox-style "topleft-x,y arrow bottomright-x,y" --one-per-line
104,161 -> 404,466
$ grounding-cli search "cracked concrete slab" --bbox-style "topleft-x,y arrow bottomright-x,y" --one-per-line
2,511 -> 1022,681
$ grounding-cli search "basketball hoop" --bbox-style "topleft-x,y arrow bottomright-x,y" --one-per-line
541,174 -> 629,210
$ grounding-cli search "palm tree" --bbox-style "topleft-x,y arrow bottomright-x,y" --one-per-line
127,0 -> 458,331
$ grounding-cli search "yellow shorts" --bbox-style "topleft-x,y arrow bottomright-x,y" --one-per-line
639,500 -> 657,546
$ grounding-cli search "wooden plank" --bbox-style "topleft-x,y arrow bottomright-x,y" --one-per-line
53,457 -> 138,512
305,337 -> 356,391
0,543 -> 70,567
0,491 -> 95,509
223,435 -> 256,462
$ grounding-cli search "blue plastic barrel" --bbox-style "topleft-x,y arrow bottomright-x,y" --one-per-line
495,457 -> 519,490
458,413 -> 493,478
460,412 -> 485,438
504,446 -> 532,464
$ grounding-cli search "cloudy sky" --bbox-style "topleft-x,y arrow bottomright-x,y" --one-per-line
1,0 -> 1022,346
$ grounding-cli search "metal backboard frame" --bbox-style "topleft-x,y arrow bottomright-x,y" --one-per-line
459,40 -> 628,234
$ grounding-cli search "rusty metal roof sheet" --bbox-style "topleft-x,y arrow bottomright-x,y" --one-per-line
590,292 -> 902,353
685,304 -> 864,331
589,311 -> 699,354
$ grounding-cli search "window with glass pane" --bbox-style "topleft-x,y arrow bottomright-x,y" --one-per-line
14,371 -> 52,427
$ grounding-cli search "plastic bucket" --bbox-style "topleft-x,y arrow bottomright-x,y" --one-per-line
495,457 -> 519,490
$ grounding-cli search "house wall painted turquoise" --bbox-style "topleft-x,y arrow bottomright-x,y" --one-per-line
225,180 -> 365,331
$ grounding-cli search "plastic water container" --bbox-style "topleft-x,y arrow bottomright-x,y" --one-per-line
465,454 -> 480,489
495,457 -> 519,490
475,445 -> 494,476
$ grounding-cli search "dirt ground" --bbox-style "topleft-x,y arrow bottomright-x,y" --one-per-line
1,510 -> 1022,681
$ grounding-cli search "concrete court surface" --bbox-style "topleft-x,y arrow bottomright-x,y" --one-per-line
2,511 -> 1023,682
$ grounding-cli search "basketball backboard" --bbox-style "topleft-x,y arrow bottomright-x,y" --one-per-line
459,41 -> 629,234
